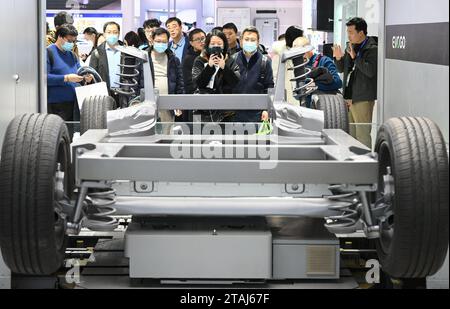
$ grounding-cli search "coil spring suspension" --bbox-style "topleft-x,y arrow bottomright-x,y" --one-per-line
324,185 -> 362,234
289,55 -> 317,100
83,189 -> 119,232
114,55 -> 140,108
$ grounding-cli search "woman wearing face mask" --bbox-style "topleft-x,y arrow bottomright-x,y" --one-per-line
81,27 -> 98,64
148,28 -> 185,128
47,24 -> 93,122
192,31 -> 240,122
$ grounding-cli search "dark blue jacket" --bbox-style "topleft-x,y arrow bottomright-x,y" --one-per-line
147,47 -> 185,95
233,51 -> 275,95
232,51 -> 274,122
308,54 -> 343,92
47,44 -> 81,104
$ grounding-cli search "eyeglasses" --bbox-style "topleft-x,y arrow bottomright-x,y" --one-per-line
64,38 -> 77,44
192,37 -> 206,43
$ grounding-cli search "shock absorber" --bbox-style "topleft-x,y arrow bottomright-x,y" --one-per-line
289,55 -> 317,103
83,189 -> 119,232
324,185 -> 362,234
113,54 -> 140,109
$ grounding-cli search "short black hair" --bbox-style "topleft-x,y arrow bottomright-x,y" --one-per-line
241,26 -> 260,40
189,28 -> 206,41
204,31 -> 229,58
143,18 -> 161,29
54,11 -> 74,28
346,17 -> 368,35
152,27 -> 170,41
137,27 -> 147,43
223,23 -> 238,34
56,24 -> 78,39
166,17 -> 182,27
278,34 -> 286,41
83,27 -> 98,36
124,31 -> 142,48
211,27 -> 223,33
103,21 -> 120,33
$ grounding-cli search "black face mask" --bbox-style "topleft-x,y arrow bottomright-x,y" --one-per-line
208,46 -> 223,56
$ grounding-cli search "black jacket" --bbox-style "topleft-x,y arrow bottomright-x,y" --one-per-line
192,55 -> 240,94
89,41 -> 125,90
335,36 -> 378,102
233,51 -> 274,95
182,46 -> 201,94
147,47 -> 184,95
231,51 -> 274,122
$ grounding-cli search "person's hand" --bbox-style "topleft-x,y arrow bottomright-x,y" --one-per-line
175,110 -> 183,117
218,54 -> 227,70
209,54 -> 218,67
347,44 -> 356,60
346,100 -> 353,108
84,74 -> 94,84
261,111 -> 270,122
65,74 -> 84,83
332,44 -> 345,61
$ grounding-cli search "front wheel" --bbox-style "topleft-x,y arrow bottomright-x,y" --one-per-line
0,114 -> 72,275
375,117 -> 449,279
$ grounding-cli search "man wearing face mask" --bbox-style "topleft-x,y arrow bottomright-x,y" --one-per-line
231,27 -> 274,123
90,22 -> 124,100
47,24 -> 93,121
148,28 -> 185,126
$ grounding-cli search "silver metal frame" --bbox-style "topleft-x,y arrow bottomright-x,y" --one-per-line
67,45 -> 381,238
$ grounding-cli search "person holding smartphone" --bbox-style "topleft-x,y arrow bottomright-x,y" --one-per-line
47,24 -> 93,121
192,30 -> 240,122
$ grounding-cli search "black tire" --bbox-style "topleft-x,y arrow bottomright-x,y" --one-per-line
375,117 -> 449,279
0,114 -> 72,275
80,95 -> 115,135
315,94 -> 350,133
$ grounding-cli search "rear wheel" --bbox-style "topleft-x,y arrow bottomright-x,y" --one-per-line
375,117 -> 449,278
80,95 -> 115,135
315,94 -> 350,133
0,114 -> 72,275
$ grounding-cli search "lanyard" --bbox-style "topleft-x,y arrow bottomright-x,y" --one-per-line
313,54 -> 323,68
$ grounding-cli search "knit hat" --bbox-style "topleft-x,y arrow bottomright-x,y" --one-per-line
285,26 -> 304,48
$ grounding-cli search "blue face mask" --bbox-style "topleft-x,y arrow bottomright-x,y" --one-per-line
62,42 -> 74,52
243,42 -> 258,54
154,43 -> 168,54
106,35 -> 119,46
